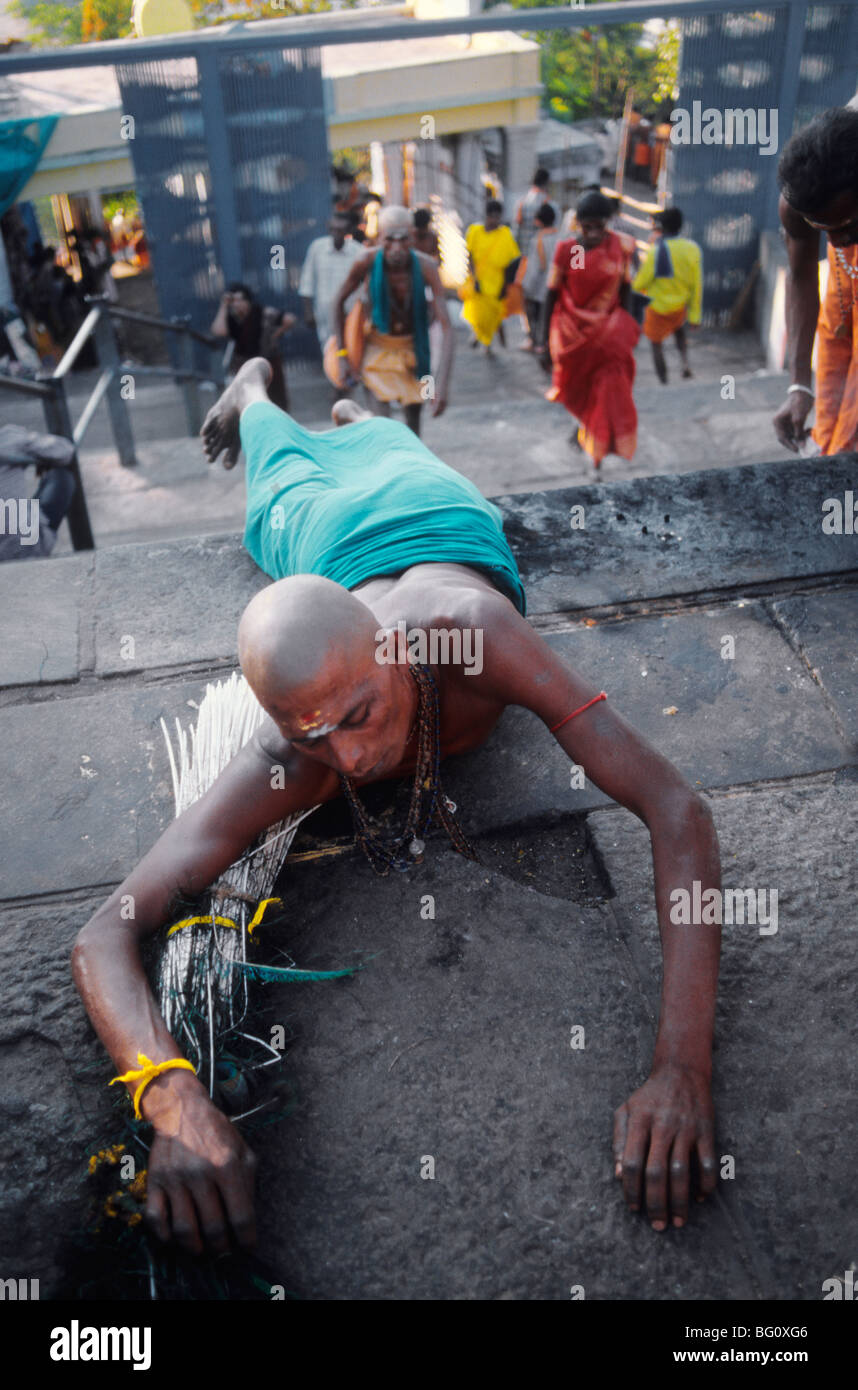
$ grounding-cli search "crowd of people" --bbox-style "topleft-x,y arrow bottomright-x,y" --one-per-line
264,168 -> 703,467
4,105 -> 858,568
210,109 -> 858,475
196,114 -> 858,473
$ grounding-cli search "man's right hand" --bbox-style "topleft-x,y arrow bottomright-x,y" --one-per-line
144,1084 -> 257,1255
773,390 -> 814,452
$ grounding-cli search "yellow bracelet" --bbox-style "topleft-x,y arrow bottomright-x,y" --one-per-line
336,348 -> 348,357
166,896 -> 281,940
110,1053 -> 197,1119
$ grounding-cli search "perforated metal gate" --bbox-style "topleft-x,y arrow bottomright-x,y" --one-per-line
673,3 -> 858,322
116,44 -> 330,368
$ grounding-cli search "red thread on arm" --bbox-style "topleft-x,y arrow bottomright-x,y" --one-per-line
550,691 -> 607,734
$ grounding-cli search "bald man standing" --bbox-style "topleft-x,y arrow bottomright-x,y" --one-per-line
331,204 -> 454,436
73,360 -> 723,1257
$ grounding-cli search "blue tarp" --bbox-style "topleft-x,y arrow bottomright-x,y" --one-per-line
0,115 -> 58,218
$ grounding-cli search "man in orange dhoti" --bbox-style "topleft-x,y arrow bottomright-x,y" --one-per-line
775,108 -> 858,455
331,206 -> 453,438
633,207 -> 702,385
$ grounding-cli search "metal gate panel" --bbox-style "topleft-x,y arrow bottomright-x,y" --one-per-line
116,58 -> 221,362
215,44 -> 331,365
117,46 -> 330,369
674,4 -> 858,323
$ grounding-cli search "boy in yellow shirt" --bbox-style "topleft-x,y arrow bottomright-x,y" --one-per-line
633,207 -> 702,383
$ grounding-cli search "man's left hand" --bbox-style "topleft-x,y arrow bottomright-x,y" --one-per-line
613,1062 -> 717,1230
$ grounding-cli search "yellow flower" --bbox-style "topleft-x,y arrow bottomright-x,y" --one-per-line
128,1171 -> 148,1201
88,1142 -> 126,1175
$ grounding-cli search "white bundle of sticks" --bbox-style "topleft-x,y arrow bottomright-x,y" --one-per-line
157,671 -> 316,1105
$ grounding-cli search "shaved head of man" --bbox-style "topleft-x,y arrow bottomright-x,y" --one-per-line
238,575 -> 418,781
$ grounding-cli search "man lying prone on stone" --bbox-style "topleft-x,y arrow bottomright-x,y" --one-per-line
73,358 -> 722,1256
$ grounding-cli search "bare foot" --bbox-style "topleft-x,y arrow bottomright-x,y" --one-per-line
331,398 -> 372,427
201,357 -> 272,468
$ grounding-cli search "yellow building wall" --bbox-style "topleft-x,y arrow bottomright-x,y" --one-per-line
331,96 -> 540,149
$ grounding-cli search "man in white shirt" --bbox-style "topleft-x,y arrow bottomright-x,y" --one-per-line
514,169 -> 559,258
299,212 -> 364,352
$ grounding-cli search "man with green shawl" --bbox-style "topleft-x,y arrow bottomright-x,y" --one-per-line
332,205 -> 453,437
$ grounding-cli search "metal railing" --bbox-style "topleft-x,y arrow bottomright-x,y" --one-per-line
0,302 -> 224,551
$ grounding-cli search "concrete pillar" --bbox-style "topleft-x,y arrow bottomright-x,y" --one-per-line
436,138 -> 459,214
454,132 -> 485,227
503,122 -> 540,214
382,142 -> 404,206
86,190 -> 106,231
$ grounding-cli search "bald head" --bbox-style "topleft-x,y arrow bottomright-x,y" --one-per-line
238,575 -> 378,712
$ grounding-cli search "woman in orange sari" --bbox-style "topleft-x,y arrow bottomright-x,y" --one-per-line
539,190 -> 640,468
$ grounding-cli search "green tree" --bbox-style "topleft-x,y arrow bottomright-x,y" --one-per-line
652,20 -> 680,107
9,0 -> 133,45
10,0 -> 353,46
187,0 -> 352,25
487,0 -> 674,121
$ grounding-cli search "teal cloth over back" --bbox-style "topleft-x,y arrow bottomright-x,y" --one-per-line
0,116 -> 58,219
369,248 -> 431,380
240,402 -> 526,616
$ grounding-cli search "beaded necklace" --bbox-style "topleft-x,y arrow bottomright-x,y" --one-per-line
833,248 -> 858,339
338,662 -> 479,875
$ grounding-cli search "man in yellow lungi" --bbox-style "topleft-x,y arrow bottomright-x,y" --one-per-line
462,200 -> 521,356
774,107 -> 858,455
331,205 -> 453,437
633,207 -> 702,384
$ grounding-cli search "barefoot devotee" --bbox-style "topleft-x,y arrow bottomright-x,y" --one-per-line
633,207 -> 702,385
73,358 -> 721,1258
329,204 -> 453,437
461,199 -> 521,355
539,190 -> 641,469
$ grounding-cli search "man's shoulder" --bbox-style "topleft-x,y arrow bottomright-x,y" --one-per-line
413,248 -> 438,277
419,582 -> 522,637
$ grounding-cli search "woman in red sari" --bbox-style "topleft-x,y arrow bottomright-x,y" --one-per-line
539,190 -> 640,468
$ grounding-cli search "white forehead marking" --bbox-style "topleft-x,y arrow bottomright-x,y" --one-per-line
299,721 -> 339,741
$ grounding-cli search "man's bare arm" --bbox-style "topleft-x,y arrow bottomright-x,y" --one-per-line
474,600 -> 721,1230
73,732 -> 338,1254
418,252 -> 453,416
210,292 -> 230,339
775,195 -> 821,451
333,251 -> 374,347
331,251 -> 374,389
